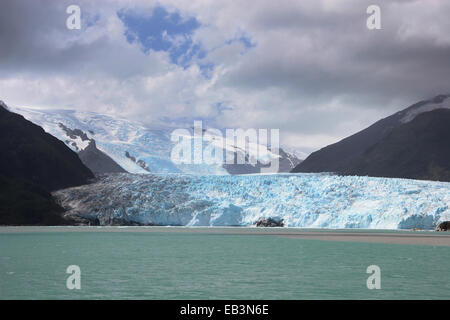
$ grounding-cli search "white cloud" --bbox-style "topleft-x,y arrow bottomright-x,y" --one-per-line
1,0 -> 450,156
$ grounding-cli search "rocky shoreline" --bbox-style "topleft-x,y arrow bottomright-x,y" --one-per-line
436,221 -> 450,231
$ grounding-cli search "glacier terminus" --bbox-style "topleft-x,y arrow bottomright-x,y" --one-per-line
54,173 -> 450,230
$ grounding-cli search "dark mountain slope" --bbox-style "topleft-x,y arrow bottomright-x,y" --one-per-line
0,103 -> 94,225
0,176 -> 66,225
58,123 -> 127,173
293,95 -> 449,173
342,109 -> 450,181
0,106 -> 94,191
79,140 -> 127,173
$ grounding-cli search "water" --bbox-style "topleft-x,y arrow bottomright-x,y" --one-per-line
0,228 -> 449,299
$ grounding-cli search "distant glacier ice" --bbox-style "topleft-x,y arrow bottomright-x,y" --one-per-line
11,107 -> 296,175
53,173 -> 450,229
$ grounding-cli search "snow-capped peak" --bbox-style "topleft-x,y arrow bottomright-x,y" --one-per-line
10,106 -> 299,175
0,100 -> 9,111
400,94 -> 450,123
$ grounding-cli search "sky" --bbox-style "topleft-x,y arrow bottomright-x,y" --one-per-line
0,0 -> 449,158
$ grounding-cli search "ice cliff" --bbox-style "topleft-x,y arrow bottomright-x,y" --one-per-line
53,173 -> 450,229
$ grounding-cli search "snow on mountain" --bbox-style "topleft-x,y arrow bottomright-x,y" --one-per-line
11,107 -> 300,175
10,107 -> 219,174
280,146 -> 307,161
400,94 -> 450,123
0,100 -> 9,111
54,172 -> 450,229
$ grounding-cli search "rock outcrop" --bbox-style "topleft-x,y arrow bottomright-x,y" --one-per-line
255,217 -> 284,227
0,101 -> 94,225
435,221 -> 450,231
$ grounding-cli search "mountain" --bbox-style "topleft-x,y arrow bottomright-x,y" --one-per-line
0,105 -> 94,190
0,102 -> 94,225
223,147 -> 302,174
79,140 -> 127,173
342,109 -> 450,181
0,100 -> 9,111
11,107 -> 301,175
58,123 -> 126,173
278,148 -> 303,171
292,95 -> 450,181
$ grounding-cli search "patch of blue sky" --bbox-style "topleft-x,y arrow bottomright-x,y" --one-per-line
198,62 -> 215,78
117,6 -> 201,68
117,6 -> 255,77
85,13 -> 100,28
215,102 -> 233,114
225,34 -> 256,54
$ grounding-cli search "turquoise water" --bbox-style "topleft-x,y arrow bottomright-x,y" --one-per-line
0,230 -> 449,299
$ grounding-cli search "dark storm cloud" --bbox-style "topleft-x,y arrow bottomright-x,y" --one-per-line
0,0 -> 75,73
219,0 -> 450,110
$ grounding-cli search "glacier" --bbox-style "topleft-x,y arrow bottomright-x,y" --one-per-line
10,107 -> 189,174
10,107 -> 299,175
53,173 -> 450,229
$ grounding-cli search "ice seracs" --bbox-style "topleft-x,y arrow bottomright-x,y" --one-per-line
53,172 -> 450,230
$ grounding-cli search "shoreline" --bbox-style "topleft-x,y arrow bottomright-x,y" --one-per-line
1,226 -> 449,246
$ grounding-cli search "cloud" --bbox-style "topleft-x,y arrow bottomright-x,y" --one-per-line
0,0 -> 449,156
118,5 -> 201,66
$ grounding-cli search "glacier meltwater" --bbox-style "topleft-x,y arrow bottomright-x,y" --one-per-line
53,173 -> 450,229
